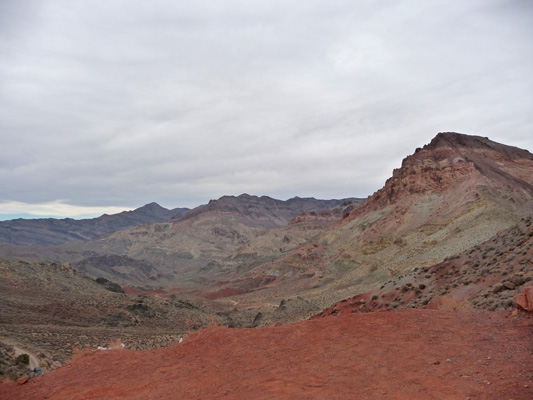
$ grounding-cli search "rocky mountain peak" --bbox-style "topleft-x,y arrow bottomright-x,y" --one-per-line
426,132 -> 491,150
346,132 -> 533,219
425,132 -> 533,160
135,202 -> 168,217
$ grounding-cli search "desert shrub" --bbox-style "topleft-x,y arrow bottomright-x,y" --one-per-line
15,354 -> 29,365
108,338 -> 124,350
208,315 -> 221,328
71,347 -> 93,362
438,296 -> 473,312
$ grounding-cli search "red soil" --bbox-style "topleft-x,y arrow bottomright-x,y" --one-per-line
121,286 -> 170,298
201,286 -> 247,300
2,310 -> 531,400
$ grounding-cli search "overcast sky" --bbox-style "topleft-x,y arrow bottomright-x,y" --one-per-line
1,0 -> 532,219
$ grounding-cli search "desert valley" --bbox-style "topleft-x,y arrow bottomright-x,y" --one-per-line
1,132 -> 532,399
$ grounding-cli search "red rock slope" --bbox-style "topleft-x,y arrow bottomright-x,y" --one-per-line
349,131 -> 533,217
2,310 -> 531,400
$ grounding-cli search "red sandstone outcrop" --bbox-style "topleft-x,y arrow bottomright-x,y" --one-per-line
516,286 -> 533,313
15,377 -> 28,385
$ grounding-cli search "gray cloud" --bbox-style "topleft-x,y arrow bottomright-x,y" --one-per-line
1,0 -> 532,213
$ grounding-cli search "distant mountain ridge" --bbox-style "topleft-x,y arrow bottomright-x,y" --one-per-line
0,202 -> 189,246
174,194 -> 361,228
66,194 -> 363,285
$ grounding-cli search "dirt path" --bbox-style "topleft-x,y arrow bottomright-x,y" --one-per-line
0,337 -> 40,370
1,310 -> 532,399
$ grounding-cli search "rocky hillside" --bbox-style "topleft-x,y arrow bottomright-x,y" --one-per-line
317,215 -> 533,317
0,203 -> 188,246
0,260 -> 256,371
53,195 -> 362,286
205,133 -> 533,314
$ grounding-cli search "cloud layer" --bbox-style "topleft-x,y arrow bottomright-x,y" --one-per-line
1,0 -> 532,215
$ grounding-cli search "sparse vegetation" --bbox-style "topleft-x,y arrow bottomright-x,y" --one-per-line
0,342 -> 33,380
15,354 -> 29,365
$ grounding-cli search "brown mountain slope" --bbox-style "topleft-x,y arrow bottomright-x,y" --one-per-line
211,133 -> 533,316
58,195 -> 361,286
173,194 -> 357,228
2,310 -> 531,399
318,215 -> 533,317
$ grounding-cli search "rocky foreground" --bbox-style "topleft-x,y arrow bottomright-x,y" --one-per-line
1,310 -> 531,400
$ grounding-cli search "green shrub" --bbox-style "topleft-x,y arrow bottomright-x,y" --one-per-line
15,354 -> 29,365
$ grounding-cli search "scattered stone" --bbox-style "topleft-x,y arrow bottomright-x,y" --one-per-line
251,312 -> 263,328
17,376 -> 29,385
515,286 -> 533,313
492,283 -> 505,293
510,275 -> 525,287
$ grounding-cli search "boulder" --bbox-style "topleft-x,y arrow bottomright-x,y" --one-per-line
525,287 -> 533,308
515,286 -> 533,313
515,294 -> 528,311
17,376 -> 29,385
492,283 -> 505,293
502,281 -> 515,291
95,277 -> 125,293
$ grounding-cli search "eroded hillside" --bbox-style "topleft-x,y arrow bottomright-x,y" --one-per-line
220,133 -> 533,314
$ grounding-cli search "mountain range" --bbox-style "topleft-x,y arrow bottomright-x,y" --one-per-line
0,203 -> 189,246
186,132 -> 533,315
1,132 -> 531,311
1,132 -> 532,399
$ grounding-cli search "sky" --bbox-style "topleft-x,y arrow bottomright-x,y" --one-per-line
1,0 -> 532,220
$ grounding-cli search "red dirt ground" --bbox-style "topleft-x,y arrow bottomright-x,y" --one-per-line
121,286 -> 170,298
1,310 -> 532,400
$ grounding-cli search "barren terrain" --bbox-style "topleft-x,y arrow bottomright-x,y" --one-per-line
1,310 -> 531,400
1,133 -> 532,398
